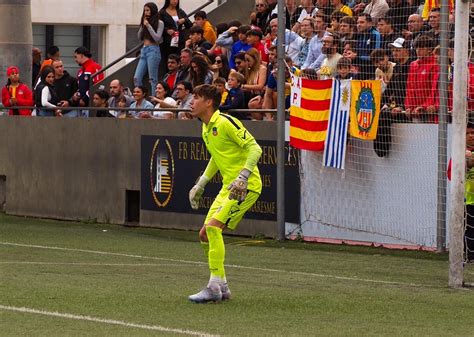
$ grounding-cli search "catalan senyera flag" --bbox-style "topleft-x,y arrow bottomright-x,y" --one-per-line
422,0 -> 454,20
289,76 -> 333,151
349,80 -> 382,141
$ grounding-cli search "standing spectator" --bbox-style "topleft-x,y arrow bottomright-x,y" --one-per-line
40,46 -> 61,75
93,90 -> 114,118
386,0 -> 416,32
384,37 -> 414,121
34,66 -> 60,117
220,72 -> 247,120
246,29 -> 268,64
355,14 -> 381,79
270,18 -> 304,65
331,0 -> 353,16
229,25 -> 252,69
73,46 -> 104,112
402,14 -> 427,51
209,22 -> 230,57
162,54 -> 181,93
108,79 -> 134,117
134,2 -> 164,94
295,17 -> 315,68
302,13 -> 329,69
213,54 -> 231,81
194,11 -> 217,45
404,35 -> 439,122
175,81 -> 194,119
328,11 -> 346,34
159,0 -> 193,76
146,81 -> 177,119
1,66 -> 33,116
52,59 -> 79,118
318,33 -> 343,79
190,56 -> 214,88
129,86 -> 154,118
426,7 -> 452,47
32,48 -> 42,85
370,48 -> 396,85
377,17 -> 400,51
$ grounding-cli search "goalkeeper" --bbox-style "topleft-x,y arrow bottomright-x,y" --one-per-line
188,84 -> 262,303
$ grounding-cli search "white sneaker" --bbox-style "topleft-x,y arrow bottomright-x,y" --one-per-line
221,283 -> 231,300
188,284 -> 222,303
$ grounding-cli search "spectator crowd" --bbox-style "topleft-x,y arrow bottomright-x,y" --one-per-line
1,0 -> 473,123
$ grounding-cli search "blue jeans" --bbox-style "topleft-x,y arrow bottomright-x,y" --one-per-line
37,109 -> 55,117
134,44 -> 161,95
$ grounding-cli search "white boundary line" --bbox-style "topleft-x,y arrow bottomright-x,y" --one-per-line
0,241 -> 441,288
0,262 -> 191,267
0,305 -> 219,337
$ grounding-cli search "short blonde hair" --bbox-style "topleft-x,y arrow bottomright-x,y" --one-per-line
229,71 -> 245,85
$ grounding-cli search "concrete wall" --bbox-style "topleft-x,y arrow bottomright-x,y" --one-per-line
0,117 -> 277,237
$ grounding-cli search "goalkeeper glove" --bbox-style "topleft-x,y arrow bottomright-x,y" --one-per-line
227,169 -> 251,202
189,175 -> 209,210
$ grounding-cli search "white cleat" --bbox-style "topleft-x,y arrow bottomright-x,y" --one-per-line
188,285 -> 222,304
221,283 -> 231,301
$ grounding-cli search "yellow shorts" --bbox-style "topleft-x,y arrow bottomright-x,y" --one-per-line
204,188 -> 260,230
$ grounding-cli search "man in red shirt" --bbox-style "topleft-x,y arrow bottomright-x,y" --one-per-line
404,35 -> 439,122
73,46 -> 104,111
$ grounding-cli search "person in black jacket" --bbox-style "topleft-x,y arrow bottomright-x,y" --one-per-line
34,66 -> 60,117
159,0 -> 193,78
220,72 -> 247,120
52,59 -> 78,117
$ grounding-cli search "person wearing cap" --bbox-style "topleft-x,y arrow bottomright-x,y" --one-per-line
1,66 -> 34,116
404,35 -> 439,123
383,37 -> 414,122
246,29 -> 268,64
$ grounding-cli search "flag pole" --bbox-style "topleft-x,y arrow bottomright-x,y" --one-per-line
276,0 -> 286,241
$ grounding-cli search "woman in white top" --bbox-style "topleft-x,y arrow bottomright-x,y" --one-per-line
34,66 -> 60,117
134,2 -> 164,95
143,81 -> 177,119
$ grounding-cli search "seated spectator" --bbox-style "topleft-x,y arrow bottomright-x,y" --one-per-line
34,66 -> 60,117
162,54 -> 181,94
189,55 -> 214,87
176,48 -> 193,85
285,0 -> 303,29
370,48 -> 396,87
193,10 -> 217,45
93,89 -> 114,117
402,14 -> 428,53
293,0 -> 319,33
220,72 -> 247,119
145,81 -> 177,119
209,22 -> 230,57
302,13 -> 329,70
234,52 -> 250,82
213,77 -> 228,105
339,16 -> 356,46
384,37 -> 413,122
295,17 -> 315,68
386,0 -> 415,32
129,86 -> 154,118
355,14 -> 381,79
108,79 -> 134,118
186,26 -> 213,51
242,48 -> 267,97
52,59 -> 79,118
404,35 -> 439,122
229,25 -> 252,69
328,11 -> 346,34
262,56 -> 293,121
317,33 -> 343,79
1,66 -> 33,116
246,29 -> 268,64
331,0 -> 353,17
269,18 -> 304,65
342,40 -> 360,74
214,21 -> 243,60
175,81 -> 194,119
251,0 -> 271,32
377,17 -> 400,51
213,54 -> 231,82
353,0 -> 389,21
116,95 -> 130,118
335,57 -> 357,80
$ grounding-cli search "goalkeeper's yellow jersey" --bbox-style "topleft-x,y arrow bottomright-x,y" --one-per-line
202,110 -> 262,194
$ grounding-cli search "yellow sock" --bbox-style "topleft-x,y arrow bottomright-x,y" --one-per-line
205,226 -> 225,280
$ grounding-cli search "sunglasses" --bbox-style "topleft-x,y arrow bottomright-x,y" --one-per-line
256,4 -> 265,7
235,61 -> 242,65
215,60 -> 222,64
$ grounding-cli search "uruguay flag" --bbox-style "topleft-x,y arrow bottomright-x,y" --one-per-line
323,79 -> 351,170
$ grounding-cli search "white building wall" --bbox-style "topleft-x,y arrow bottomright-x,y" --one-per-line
31,0 -> 218,72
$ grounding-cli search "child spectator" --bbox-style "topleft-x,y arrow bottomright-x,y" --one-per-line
220,72 -> 247,120
213,77 -> 228,105
335,57 -> 357,80
193,10 -> 217,45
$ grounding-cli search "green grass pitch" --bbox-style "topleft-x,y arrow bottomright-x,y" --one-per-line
1,213 -> 473,336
